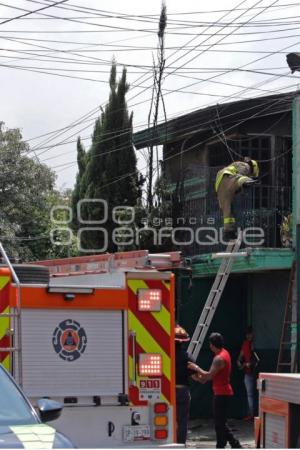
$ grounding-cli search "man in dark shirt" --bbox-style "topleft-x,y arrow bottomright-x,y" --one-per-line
175,324 -> 199,444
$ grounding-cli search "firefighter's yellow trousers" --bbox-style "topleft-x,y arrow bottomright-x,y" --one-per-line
216,174 -> 253,234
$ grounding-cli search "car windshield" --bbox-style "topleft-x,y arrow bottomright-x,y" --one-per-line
0,367 -> 37,426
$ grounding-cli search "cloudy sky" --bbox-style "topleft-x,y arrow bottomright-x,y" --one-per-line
1,0 -> 300,189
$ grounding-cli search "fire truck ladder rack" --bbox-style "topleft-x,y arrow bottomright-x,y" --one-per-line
0,242 -> 22,385
36,250 -> 185,275
277,260 -> 297,373
187,232 -> 243,360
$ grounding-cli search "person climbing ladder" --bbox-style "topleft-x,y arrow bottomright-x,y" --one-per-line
215,157 -> 259,240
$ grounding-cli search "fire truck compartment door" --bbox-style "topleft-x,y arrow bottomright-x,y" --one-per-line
264,413 -> 285,448
20,309 -> 125,398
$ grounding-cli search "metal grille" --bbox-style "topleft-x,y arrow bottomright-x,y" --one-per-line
170,166 -> 291,256
261,374 -> 300,404
21,309 -> 124,399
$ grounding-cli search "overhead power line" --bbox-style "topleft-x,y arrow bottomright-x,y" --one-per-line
49,94 -> 292,170
18,0 -> 267,156
54,96 -> 292,185
1,3 -> 296,176
0,0 -> 69,26
38,95 -> 292,164
25,0 -> 300,26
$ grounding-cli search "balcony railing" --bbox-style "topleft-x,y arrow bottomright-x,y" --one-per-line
169,166 -> 291,256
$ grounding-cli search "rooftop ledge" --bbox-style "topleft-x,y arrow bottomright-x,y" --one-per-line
190,247 -> 294,277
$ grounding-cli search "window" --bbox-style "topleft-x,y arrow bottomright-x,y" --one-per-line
208,143 -> 232,167
0,367 -> 37,425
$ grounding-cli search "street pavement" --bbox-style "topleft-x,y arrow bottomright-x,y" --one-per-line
187,419 -> 255,448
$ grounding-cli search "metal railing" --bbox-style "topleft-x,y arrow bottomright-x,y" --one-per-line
169,166 -> 291,256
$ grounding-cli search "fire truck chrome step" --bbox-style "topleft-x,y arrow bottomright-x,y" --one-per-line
0,313 -> 19,317
0,347 -> 20,352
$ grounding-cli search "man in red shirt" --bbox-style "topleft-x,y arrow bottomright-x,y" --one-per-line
237,326 -> 258,420
188,332 -> 242,448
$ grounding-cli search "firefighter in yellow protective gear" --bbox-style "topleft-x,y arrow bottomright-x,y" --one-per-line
215,157 -> 259,240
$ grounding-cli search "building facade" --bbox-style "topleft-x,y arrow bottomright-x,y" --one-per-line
134,92 -> 296,419
134,92 -> 293,255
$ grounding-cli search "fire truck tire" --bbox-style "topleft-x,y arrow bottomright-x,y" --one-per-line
1,264 -> 50,284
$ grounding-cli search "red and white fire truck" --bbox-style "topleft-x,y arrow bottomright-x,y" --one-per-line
0,249 -> 182,448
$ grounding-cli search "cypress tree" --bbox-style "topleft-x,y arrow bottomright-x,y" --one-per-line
77,61 -> 141,253
71,137 -> 86,231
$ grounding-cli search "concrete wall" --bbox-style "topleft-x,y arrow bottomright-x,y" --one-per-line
250,270 -> 290,372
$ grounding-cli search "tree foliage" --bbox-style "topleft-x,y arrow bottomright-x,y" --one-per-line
72,62 -> 142,253
71,137 -> 87,231
0,122 -> 76,260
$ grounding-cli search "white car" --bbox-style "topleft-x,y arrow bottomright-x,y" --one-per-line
0,364 -> 74,448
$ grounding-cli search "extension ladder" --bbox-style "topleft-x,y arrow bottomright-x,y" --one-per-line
0,242 -> 22,385
277,260 -> 297,373
36,250 -> 184,274
187,232 -> 243,360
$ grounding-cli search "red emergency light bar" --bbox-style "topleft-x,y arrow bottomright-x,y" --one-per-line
138,289 -> 162,312
139,354 -> 162,376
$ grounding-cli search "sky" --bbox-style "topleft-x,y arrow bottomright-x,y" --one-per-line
1,0 -> 300,189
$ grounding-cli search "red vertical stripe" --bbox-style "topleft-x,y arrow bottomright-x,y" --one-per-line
128,280 -> 172,404
128,289 -> 170,355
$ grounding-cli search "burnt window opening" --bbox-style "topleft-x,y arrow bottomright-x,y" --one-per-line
208,135 -> 273,189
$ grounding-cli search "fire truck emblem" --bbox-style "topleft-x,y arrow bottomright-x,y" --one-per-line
52,319 -> 87,361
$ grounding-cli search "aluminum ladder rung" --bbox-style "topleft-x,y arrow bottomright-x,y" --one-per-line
187,232 -> 243,360
215,271 -> 229,277
277,261 -> 297,373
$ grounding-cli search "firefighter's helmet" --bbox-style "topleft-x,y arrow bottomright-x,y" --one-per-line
244,157 -> 259,177
175,324 -> 190,342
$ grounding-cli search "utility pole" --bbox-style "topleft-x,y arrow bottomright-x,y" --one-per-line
147,1 -> 167,211
292,95 -> 300,371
